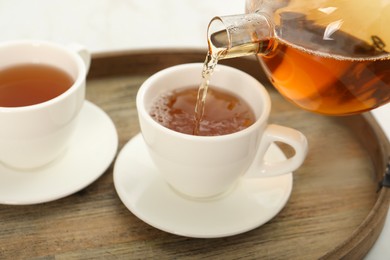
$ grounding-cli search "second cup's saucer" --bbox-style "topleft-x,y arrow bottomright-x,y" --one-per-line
114,133 -> 293,238
0,101 -> 118,205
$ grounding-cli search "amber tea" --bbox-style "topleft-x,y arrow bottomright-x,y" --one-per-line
0,64 -> 74,107
208,11 -> 390,115
260,25 -> 390,115
150,86 -> 256,136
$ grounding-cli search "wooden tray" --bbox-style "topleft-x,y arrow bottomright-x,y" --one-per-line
1,49 -> 389,259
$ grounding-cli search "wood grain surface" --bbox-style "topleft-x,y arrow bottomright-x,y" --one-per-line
0,50 -> 389,259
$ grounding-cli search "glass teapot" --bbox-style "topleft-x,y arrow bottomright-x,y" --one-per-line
207,0 -> 390,115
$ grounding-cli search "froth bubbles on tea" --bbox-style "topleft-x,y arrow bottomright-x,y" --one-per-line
150,86 -> 255,136
0,64 -> 74,107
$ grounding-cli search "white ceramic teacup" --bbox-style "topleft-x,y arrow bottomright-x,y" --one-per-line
137,63 -> 308,199
0,40 -> 90,169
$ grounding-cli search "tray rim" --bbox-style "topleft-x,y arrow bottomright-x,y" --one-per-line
89,48 -> 390,259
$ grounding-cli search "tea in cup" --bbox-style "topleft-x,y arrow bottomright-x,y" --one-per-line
0,40 -> 90,169
136,63 -> 308,199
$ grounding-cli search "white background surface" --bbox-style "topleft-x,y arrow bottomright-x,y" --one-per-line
0,0 -> 388,258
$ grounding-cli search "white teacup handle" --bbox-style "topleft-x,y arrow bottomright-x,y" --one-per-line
246,124 -> 308,178
68,43 -> 91,72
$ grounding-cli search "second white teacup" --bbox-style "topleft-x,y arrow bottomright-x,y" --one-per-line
137,63 -> 308,199
0,40 -> 90,169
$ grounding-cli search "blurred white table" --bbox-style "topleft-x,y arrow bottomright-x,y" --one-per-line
0,0 -> 388,258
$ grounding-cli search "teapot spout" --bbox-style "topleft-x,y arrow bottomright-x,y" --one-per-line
207,12 -> 275,60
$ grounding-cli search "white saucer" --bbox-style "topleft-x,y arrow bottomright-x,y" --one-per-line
0,100 -> 118,205
114,133 -> 293,238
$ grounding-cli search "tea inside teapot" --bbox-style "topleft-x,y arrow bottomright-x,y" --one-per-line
206,0 -> 390,115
